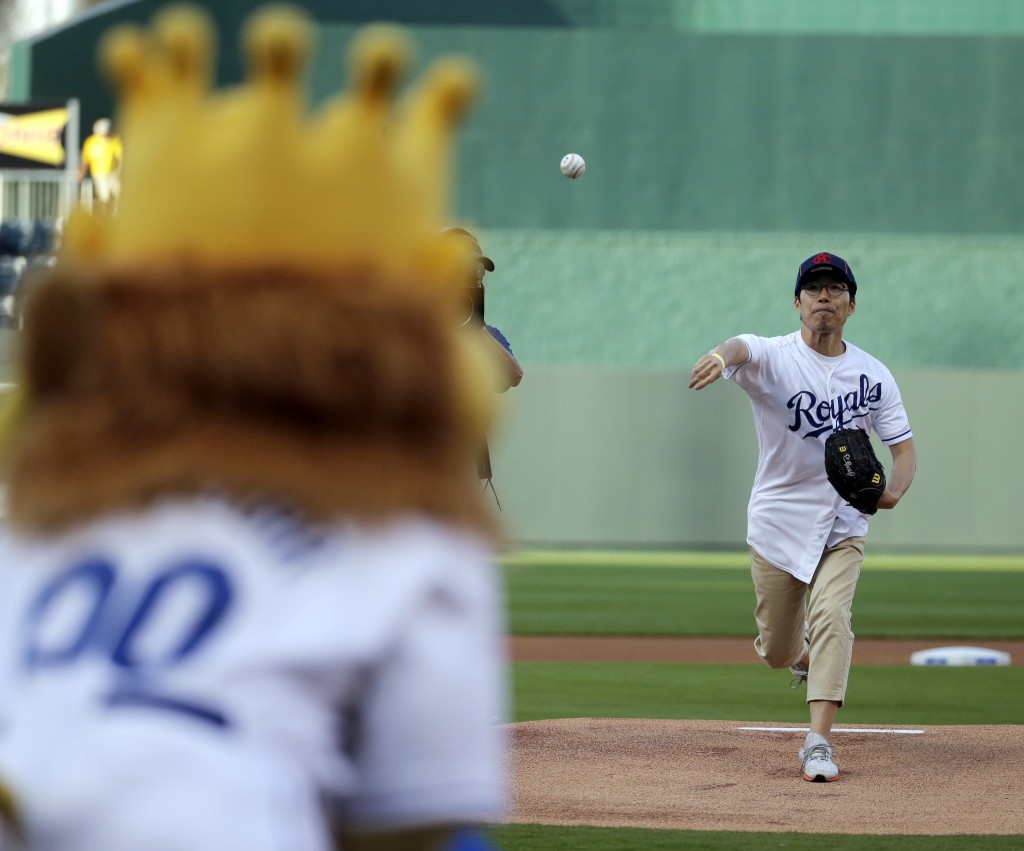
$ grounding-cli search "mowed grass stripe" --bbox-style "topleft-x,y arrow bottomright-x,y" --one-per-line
511,662 -> 1024,725
505,565 -> 1024,638
502,550 -> 1024,572
494,824 -> 1020,851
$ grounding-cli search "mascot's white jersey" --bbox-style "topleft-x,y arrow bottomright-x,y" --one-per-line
0,498 -> 506,850
725,331 -> 912,582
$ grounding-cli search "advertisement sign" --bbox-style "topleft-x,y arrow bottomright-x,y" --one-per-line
0,103 -> 70,169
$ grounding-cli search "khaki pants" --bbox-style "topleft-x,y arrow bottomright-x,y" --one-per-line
93,173 -> 120,201
750,537 -> 865,705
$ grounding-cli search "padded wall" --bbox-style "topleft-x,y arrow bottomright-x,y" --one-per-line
490,366 -> 1024,551
9,2 -> 1024,549
314,23 -> 1024,369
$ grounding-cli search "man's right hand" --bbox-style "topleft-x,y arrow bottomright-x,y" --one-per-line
688,352 -> 726,390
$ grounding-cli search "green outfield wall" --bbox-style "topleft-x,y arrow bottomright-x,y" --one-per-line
489,366 -> 1024,552
478,229 -> 1024,370
0,333 -> 1017,551
13,2 -> 1024,243
13,3 -> 1024,368
7,2 -> 1024,550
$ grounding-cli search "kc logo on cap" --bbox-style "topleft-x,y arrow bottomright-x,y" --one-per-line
795,250 -> 857,297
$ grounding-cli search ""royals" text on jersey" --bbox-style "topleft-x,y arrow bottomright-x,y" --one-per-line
787,373 -> 882,438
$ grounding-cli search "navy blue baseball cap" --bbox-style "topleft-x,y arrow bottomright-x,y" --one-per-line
794,252 -> 856,298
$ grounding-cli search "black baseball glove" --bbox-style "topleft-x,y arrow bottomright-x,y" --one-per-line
824,428 -> 886,515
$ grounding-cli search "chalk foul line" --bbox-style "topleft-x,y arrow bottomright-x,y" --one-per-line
738,726 -> 924,734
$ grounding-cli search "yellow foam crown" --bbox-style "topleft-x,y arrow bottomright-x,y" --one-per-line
65,3 -> 479,288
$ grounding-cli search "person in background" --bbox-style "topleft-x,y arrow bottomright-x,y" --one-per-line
76,117 -> 122,214
441,226 -> 523,392
440,226 -> 522,492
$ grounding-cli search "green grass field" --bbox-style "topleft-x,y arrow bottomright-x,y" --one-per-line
498,551 -> 1024,849
511,663 -> 1024,724
492,825 -> 1021,850
503,561 -> 1024,638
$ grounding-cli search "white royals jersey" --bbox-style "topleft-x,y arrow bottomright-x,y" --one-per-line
725,331 -> 912,582
0,498 -> 506,851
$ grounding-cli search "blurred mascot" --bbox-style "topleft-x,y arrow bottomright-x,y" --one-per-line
0,5 -> 507,851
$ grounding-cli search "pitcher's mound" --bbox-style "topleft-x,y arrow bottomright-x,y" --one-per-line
507,718 -> 1024,835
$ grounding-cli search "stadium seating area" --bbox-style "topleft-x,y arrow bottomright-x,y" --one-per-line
0,219 -> 58,328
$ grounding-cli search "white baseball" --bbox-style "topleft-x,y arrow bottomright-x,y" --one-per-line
560,152 -> 586,179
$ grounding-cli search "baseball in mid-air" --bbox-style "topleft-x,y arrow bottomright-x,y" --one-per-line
560,152 -> 586,179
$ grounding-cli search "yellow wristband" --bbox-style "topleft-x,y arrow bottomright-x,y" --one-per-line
709,352 -> 727,371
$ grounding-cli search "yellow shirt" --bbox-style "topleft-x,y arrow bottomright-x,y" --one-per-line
81,134 -> 122,178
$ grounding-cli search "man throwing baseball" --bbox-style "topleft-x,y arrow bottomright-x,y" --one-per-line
688,252 -> 916,782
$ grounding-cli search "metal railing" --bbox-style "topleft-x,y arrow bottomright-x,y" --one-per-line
0,170 -> 77,224
0,176 -> 96,225
0,172 -> 71,328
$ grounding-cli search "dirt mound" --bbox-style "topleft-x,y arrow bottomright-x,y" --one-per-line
507,718 -> 1024,835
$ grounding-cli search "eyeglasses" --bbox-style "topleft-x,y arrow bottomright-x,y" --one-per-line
801,281 -> 849,297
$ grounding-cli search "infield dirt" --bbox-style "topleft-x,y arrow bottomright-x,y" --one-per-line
510,635 -> 1024,665
507,637 -> 1024,835
507,718 -> 1024,834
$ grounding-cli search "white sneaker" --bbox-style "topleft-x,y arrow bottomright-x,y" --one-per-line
799,732 -> 839,782
789,620 -> 810,687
